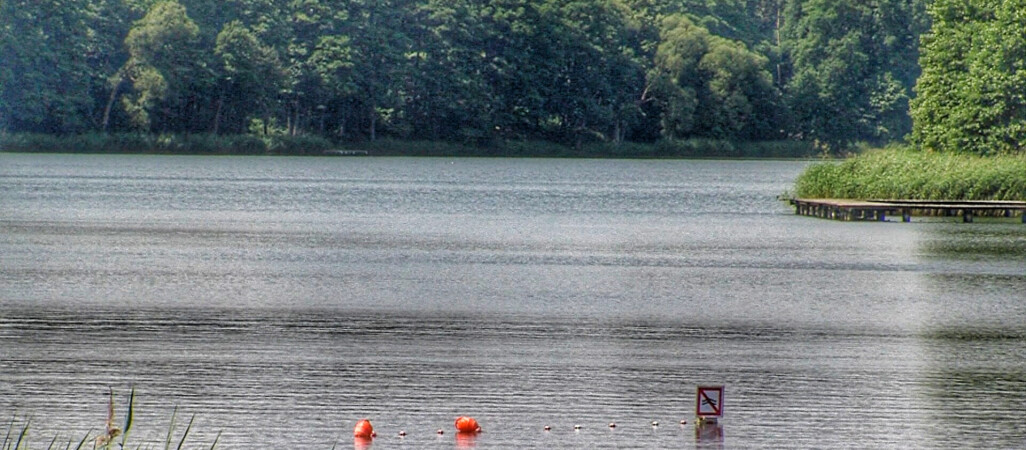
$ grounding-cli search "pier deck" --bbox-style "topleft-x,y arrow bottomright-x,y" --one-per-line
789,198 -> 1026,223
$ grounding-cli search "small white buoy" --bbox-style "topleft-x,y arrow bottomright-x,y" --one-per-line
574,424 -> 582,431
543,425 -> 551,431
652,421 -> 659,427
398,430 -> 406,437
437,429 -> 445,435
608,422 -> 616,428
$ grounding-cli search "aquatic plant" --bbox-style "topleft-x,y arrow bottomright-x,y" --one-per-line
2,388 -> 219,450
794,146 -> 1026,200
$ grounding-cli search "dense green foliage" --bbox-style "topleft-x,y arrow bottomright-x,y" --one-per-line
911,0 -> 1026,155
782,0 -> 928,152
790,0 -> 1026,203
0,0 -> 929,153
794,148 -> 1026,200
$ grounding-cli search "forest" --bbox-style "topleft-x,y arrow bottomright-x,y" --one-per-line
0,0 -> 935,154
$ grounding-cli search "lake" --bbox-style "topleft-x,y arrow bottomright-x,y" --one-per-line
1,153 -> 1024,449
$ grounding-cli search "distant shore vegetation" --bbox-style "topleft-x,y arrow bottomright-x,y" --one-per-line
4,0 -> 1024,196
0,0 -> 928,154
0,132 -> 817,159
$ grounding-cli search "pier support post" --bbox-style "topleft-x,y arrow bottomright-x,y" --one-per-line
963,211 -> 973,223
902,210 -> 911,223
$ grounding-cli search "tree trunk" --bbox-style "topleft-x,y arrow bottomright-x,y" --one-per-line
369,107 -> 377,142
102,77 -> 126,133
212,92 -> 224,135
775,3 -> 783,83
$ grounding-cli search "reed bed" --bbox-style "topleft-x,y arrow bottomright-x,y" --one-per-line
794,147 -> 1026,200
2,389 -> 219,450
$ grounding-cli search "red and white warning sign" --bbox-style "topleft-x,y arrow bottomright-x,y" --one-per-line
696,386 -> 724,417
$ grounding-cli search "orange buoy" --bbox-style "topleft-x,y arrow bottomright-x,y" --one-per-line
454,416 -> 481,433
353,419 -> 374,439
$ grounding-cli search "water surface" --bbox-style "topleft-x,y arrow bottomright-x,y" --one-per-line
2,154 -> 1024,448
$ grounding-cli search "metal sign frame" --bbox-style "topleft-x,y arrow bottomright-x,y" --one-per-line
696,385 -> 724,418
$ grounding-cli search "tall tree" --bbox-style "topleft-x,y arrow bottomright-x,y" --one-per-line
0,0 -> 107,133
551,0 -> 647,146
344,0 -> 416,141
648,14 -> 781,140
278,0 -> 349,136
120,1 -> 206,132
214,21 -> 285,134
781,0 -> 926,152
911,0 -> 1026,154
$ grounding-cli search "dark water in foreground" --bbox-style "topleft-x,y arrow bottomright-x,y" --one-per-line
1,154 -> 1025,449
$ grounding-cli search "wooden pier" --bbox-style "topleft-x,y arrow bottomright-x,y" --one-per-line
323,149 -> 369,156
789,199 -> 1026,223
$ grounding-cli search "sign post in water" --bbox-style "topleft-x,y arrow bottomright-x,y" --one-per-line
696,386 -> 724,422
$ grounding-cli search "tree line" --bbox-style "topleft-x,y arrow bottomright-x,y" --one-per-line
0,0 -> 930,152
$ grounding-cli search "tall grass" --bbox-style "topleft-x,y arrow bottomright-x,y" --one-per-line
3,388 -> 218,450
793,146 -> 1026,200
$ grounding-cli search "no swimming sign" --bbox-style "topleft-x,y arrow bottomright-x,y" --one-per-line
696,386 -> 724,418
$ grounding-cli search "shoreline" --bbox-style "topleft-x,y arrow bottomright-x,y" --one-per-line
0,133 -> 818,159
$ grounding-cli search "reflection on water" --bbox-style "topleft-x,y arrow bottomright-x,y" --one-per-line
455,432 -> 479,449
695,422 -> 724,450
353,437 -> 373,450
918,331 -> 1026,449
2,154 -> 1025,448
919,225 -> 1026,260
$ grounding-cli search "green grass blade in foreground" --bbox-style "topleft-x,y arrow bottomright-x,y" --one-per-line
13,419 -> 28,450
175,415 -> 195,450
3,414 -> 13,450
209,430 -> 221,450
121,387 -> 135,447
163,407 -> 177,450
71,429 -> 91,450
